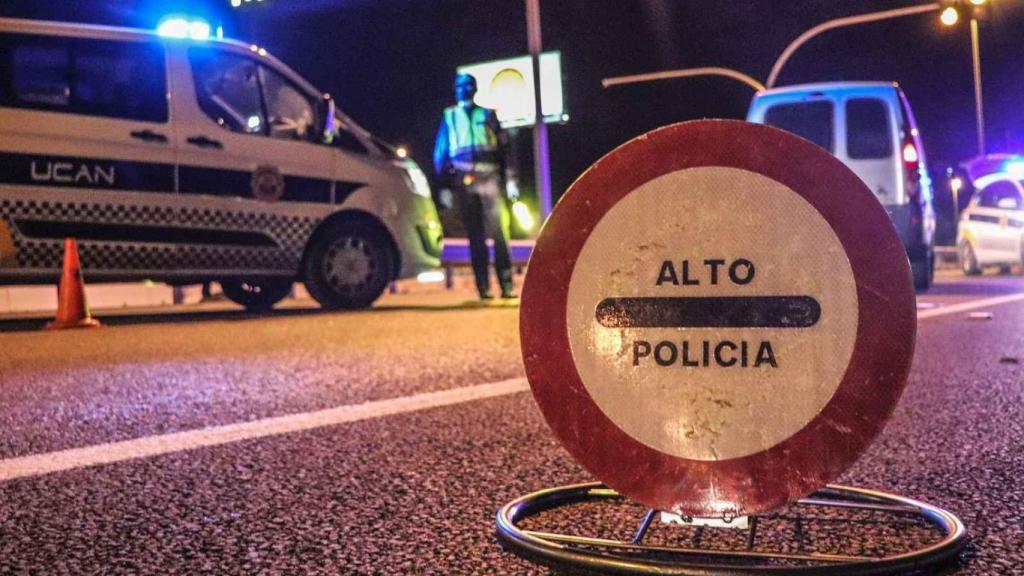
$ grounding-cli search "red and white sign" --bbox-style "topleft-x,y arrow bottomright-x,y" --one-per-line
520,120 -> 916,517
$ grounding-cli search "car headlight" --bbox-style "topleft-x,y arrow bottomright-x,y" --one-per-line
404,165 -> 432,198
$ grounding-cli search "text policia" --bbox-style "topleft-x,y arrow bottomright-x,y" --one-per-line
631,258 -> 777,369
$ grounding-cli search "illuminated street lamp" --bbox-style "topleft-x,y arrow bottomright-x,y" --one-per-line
941,0 -> 989,156
940,6 -> 960,25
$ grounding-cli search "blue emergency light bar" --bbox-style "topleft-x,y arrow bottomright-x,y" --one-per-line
1003,160 -> 1024,179
156,16 -> 211,40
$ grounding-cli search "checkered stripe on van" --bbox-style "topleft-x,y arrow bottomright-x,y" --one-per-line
8,240 -> 174,272
178,207 -> 318,253
1,199 -> 178,225
179,245 -> 296,271
0,198 -> 321,273
7,241 -> 63,270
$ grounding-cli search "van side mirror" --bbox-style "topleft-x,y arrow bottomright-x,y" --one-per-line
320,94 -> 337,143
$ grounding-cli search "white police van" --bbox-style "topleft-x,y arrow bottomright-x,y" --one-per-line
0,18 -> 443,310
748,82 -> 936,291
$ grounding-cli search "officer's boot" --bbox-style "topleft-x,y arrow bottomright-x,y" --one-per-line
499,269 -> 516,299
475,271 -> 493,300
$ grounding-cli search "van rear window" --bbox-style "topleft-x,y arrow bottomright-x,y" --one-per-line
0,33 -> 168,123
763,101 -> 833,153
846,98 -> 892,159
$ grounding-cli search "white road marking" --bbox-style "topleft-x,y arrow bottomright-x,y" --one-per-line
4,291 -> 1024,483
0,377 -> 529,482
917,292 -> 1024,319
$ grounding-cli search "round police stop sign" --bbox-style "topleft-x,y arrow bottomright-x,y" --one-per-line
521,120 -> 916,517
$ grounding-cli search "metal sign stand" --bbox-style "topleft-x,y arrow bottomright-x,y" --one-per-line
496,482 -> 966,575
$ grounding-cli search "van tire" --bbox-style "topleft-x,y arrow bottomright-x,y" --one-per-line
911,252 -> 933,292
960,241 -> 981,276
221,279 -> 292,312
303,222 -> 394,310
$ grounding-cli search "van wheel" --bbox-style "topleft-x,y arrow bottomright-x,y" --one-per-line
911,251 -> 933,292
221,279 -> 292,311
960,241 -> 981,276
304,222 -> 394,310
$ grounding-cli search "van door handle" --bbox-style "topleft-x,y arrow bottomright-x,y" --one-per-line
186,135 -> 224,149
130,129 -> 168,143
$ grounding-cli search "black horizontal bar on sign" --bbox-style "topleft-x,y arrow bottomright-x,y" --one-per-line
15,220 -> 279,248
595,296 -> 821,329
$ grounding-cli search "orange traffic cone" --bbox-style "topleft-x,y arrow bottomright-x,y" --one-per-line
46,238 -> 101,330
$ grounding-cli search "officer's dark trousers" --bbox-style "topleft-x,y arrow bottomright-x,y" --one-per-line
455,173 -> 513,297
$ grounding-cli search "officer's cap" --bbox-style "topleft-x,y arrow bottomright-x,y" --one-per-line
455,73 -> 477,90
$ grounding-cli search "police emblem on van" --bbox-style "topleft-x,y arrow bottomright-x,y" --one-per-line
31,161 -> 116,186
251,164 -> 285,202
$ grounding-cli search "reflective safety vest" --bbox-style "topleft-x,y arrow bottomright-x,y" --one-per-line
439,104 -> 501,173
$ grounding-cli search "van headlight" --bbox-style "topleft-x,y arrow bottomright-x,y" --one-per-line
404,165 -> 432,198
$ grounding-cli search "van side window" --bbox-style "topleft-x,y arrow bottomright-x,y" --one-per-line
259,66 -> 316,141
75,40 -> 168,122
10,41 -> 71,106
763,101 -> 833,153
0,34 -> 167,122
978,181 -> 1021,209
190,49 -> 319,142
846,98 -> 892,159
190,49 -> 265,134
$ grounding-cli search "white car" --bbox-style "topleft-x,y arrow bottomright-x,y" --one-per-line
957,173 -> 1024,275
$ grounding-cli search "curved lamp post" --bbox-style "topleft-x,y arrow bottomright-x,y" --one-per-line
602,4 -> 942,97
602,2 -> 989,155
765,3 -> 941,88
602,67 -> 765,92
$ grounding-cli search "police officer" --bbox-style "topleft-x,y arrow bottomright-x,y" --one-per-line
433,73 -> 517,300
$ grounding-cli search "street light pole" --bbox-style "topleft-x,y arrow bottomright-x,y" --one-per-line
970,17 -> 985,155
603,4 -> 941,95
766,3 -> 941,88
525,0 -> 553,218
603,67 -> 766,92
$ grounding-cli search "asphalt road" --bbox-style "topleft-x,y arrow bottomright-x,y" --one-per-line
1,271 -> 1024,575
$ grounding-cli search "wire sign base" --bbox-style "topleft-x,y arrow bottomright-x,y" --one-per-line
496,482 -> 966,576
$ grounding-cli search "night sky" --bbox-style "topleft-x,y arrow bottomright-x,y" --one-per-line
3,0 -> 1023,215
